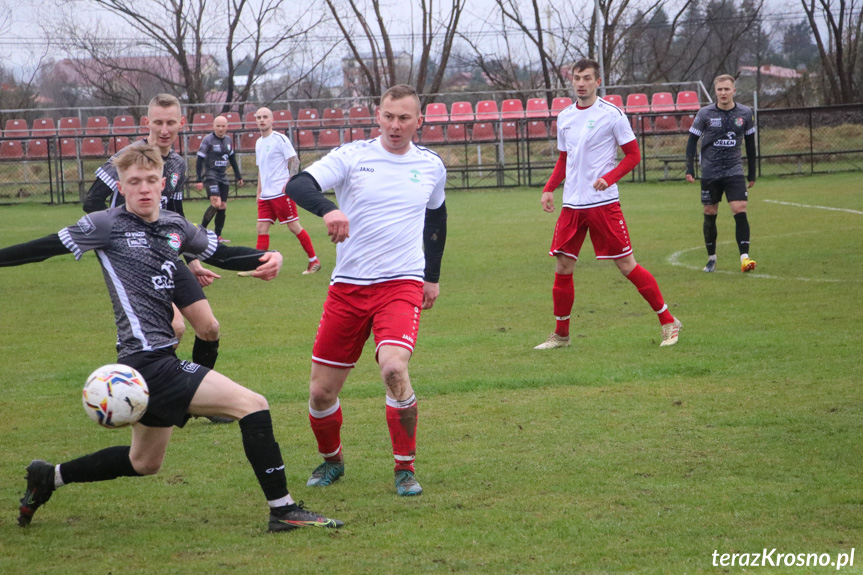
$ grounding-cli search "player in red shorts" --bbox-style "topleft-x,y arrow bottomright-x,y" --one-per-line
284,85 -> 447,496
536,58 -> 681,349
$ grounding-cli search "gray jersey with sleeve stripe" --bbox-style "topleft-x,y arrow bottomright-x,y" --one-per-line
58,207 -> 217,358
197,133 -> 235,185
94,139 -> 188,209
689,103 -> 756,180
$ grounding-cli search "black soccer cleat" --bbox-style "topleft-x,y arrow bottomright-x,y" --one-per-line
18,460 -> 55,527
267,501 -> 344,533
703,259 -> 716,273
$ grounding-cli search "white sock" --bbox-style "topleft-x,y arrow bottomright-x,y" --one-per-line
268,494 -> 295,508
740,253 -> 749,261
708,255 -> 717,261
54,465 -> 65,489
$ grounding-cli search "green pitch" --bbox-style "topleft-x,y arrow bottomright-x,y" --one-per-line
1,174 -> 861,574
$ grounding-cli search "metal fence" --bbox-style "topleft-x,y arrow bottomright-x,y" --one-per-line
1,103 -> 861,205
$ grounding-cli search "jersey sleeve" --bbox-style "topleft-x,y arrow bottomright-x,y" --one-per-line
690,108 -> 707,136
612,112 -> 636,146
305,145 -> 352,192
197,136 -> 210,158
178,218 -> 218,260
57,211 -> 114,260
427,158 -> 446,210
280,136 -> 297,161
744,108 -> 756,136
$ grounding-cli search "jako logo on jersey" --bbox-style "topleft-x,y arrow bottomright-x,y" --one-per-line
76,215 -> 96,235
166,233 -> 181,250
409,169 -> 420,183
715,132 -> 738,147
171,173 -> 179,188
359,166 -> 374,173
402,334 -> 415,344
587,120 -> 596,129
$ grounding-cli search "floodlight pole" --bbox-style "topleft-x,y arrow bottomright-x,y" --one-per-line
596,0 -> 606,96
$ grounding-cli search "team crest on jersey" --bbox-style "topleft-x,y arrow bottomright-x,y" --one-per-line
171,173 -> 179,188
709,118 -> 722,127
166,233 -> 181,251
587,120 -> 596,129
734,117 -> 744,127
409,169 -> 420,183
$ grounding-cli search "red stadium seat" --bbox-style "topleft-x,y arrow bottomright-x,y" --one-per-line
322,108 -> 346,127
186,134 -> 205,153
446,123 -> 467,142
475,101 -> 500,121
625,93 -> 649,114
295,129 -> 315,149
85,116 -> 110,136
526,98 -> 550,118
58,138 -> 77,158
345,127 -> 366,142
80,137 -> 106,158
31,118 -> 57,137
420,124 -> 445,144
424,103 -> 448,123
4,119 -> 29,138
527,120 -> 549,139
471,122 -> 496,142
676,91 -> 701,111
653,115 -> 679,133
223,112 -> 242,131
26,139 -> 49,159
501,121 -> 521,140
348,106 -> 373,126
369,126 -> 381,139
651,92 -> 675,113
244,112 -> 258,130
602,94 -> 624,108
632,116 -> 652,134
296,109 -> 321,129
449,101 -> 474,122
58,117 -> 84,137
112,115 -> 137,135
551,97 -> 572,116
107,136 -> 132,155
272,110 -> 294,131
318,129 -> 342,148
138,116 -> 150,134
501,99 -> 524,119
191,113 -> 214,132
237,131 -> 260,152
680,114 -> 696,132
0,140 -> 24,159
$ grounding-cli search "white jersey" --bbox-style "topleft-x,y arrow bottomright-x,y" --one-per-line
556,99 -> 635,209
255,132 -> 297,200
306,138 -> 446,285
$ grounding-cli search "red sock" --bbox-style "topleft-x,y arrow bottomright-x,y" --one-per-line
626,264 -> 674,325
386,395 -> 417,473
296,229 -> 316,260
256,234 -> 270,251
552,272 -> 574,337
309,401 -> 343,461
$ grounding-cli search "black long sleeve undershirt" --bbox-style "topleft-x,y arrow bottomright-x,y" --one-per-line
0,234 -> 69,266
685,133 -> 699,177
423,202 -> 447,283
228,154 -> 242,181
284,172 -> 339,217
744,133 -> 757,182
195,155 -> 205,182
200,244 -> 272,272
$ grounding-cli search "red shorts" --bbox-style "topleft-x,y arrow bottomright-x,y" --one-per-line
257,195 -> 299,224
549,203 -> 633,261
312,280 -> 423,368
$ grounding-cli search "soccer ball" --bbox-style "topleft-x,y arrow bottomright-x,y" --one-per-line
82,364 -> 149,428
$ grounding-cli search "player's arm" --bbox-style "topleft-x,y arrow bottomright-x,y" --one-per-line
422,201 -> 448,309
228,152 -> 242,183
202,244 -> 283,280
287,155 -> 300,177
595,139 -> 640,190
82,178 -> 113,213
284,172 -> 349,243
0,234 -> 71,267
685,133 -> 700,183
195,155 -> 206,191
541,151 -> 567,212
745,132 -> 756,187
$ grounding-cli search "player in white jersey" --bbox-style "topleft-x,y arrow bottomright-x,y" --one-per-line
536,58 -> 681,349
253,107 -> 320,275
284,85 -> 448,497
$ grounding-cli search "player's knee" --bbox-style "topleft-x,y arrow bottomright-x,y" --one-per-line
246,391 -> 269,413
197,317 -> 220,341
309,384 -> 338,409
380,360 -> 409,388
130,456 -> 164,476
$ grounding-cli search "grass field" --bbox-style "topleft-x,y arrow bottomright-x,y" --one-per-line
1,174 -> 862,574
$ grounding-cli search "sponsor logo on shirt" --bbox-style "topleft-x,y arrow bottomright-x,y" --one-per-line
152,260 -> 177,290
76,215 -> 96,235
409,169 -> 421,183
213,144 -> 221,151
127,238 -> 149,248
166,233 -> 182,251
715,132 -> 738,147
709,118 -> 722,127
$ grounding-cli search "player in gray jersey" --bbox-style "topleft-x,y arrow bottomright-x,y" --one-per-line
3,144 -> 343,534
196,116 -> 244,242
686,74 -> 758,273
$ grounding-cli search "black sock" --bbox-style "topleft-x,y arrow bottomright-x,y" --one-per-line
734,212 -> 750,255
214,210 -> 226,238
239,410 -> 289,501
201,205 -> 218,228
192,336 -> 219,369
59,446 -> 142,484
703,214 -> 718,256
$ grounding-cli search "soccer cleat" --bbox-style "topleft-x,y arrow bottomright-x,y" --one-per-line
534,332 -> 571,350
302,259 -> 322,275
206,416 -> 235,424
394,470 -> 423,496
236,271 -> 256,278
268,501 -> 344,532
660,317 -> 682,347
306,461 -> 345,487
217,236 -> 231,243
741,257 -> 756,272
18,460 -> 55,527
703,259 -> 716,273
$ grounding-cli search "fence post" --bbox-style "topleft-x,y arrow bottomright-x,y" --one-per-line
809,108 -> 814,175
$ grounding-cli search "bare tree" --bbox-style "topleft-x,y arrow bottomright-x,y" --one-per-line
800,0 -> 863,103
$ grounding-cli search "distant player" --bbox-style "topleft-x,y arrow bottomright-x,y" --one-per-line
2,144 -> 342,533
686,74 -> 757,273
254,107 -> 321,275
536,58 -> 681,349
197,115 -> 244,243
284,85 -> 447,496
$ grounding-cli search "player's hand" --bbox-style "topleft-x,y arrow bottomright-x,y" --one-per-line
593,177 -> 609,191
195,182 -> 203,191
188,259 -> 221,287
422,282 -> 440,310
748,180 -> 755,189
541,191 -> 555,213
686,174 -> 695,183
237,179 -> 244,187
252,251 -> 283,281
323,209 -> 350,243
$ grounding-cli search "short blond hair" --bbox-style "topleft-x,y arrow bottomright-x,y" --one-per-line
113,143 -> 164,177
714,74 -> 736,86
148,93 -> 182,113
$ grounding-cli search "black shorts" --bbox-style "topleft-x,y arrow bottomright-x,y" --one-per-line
206,180 -> 230,202
122,348 -> 209,428
701,175 -> 748,205
172,260 -> 207,309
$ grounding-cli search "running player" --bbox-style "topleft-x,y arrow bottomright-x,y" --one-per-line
536,58 -> 681,349
283,85 -> 447,496
197,115 -> 244,242
686,74 -> 757,273
3,144 -> 342,533
254,107 -> 320,275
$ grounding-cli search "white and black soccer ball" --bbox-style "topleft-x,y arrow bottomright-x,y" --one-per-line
82,364 -> 149,428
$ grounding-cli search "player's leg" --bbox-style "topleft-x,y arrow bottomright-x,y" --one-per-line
256,198 -> 275,250
283,197 -> 320,274
171,303 -> 186,346
702,179 -> 721,272
306,363 -> 351,486
189,370 -> 343,532
201,183 -> 220,229
214,184 -> 229,241
536,208 -> 584,350
727,176 -> 755,271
